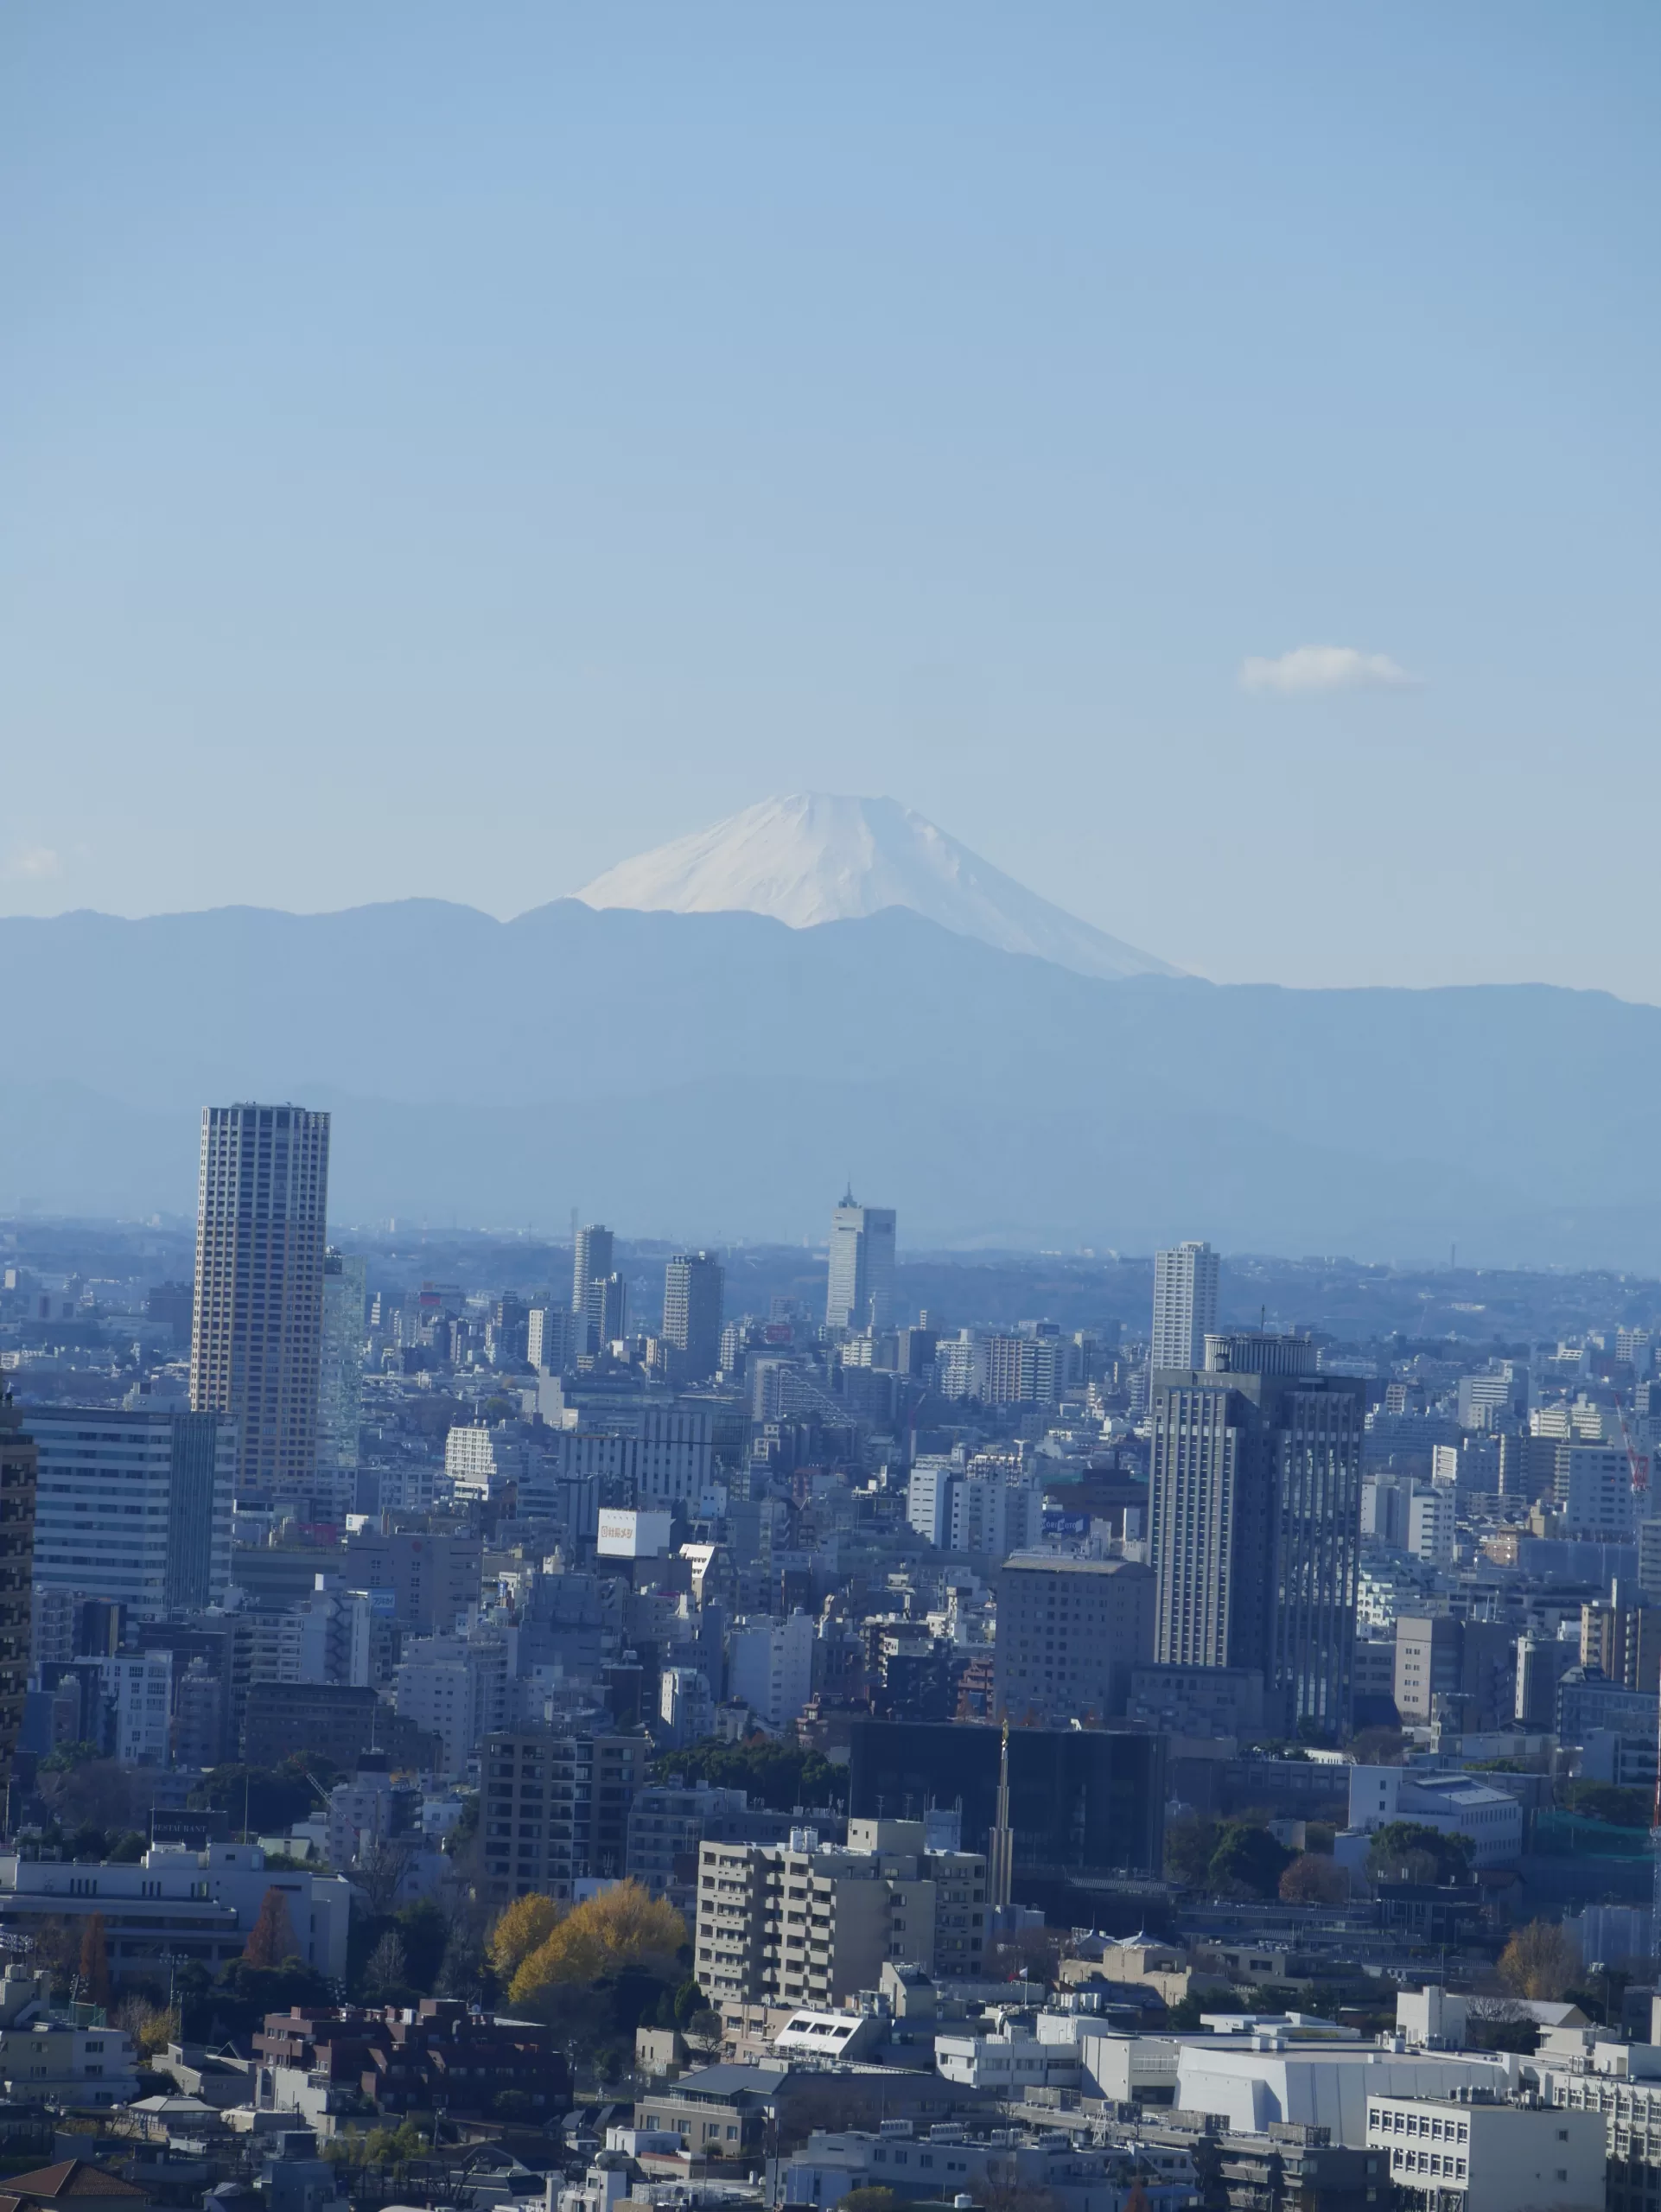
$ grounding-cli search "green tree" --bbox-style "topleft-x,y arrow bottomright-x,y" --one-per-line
1561,1782 -> 1651,1828
1163,1812 -> 1220,1887
1207,1821 -> 1295,1900
394,1899 -> 449,1993
652,1734 -> 847,1811
1365,1821 -> 1473,1886
40,1741 -> 102,1774
1168,1990 -> 1251,2031
209,1957 -> 332,2037
193,1764 -> 319,1835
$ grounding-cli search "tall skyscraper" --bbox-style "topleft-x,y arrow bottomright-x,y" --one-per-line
1150,1240 -> 1219,1370
573,1224 -> 616,1357
318,1249 -> 367,1505
0,1391 -> 35,1795
662,1251 -> 725,1380
824,1190 -> 897,1332
189,1103 -> 331,1497
27,1406 -> 234,1619
1148,1332 -> 1364,1735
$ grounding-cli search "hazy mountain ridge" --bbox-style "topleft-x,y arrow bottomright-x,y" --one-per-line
3,899 -> 1661,1261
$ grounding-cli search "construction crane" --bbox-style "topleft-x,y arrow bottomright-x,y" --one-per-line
1613,1402 -> 1651,1499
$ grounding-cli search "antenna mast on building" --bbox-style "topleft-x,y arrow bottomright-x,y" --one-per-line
988,1719 -> 1014,1910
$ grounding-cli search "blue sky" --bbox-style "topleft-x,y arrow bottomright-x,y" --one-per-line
3,3 -> 1657,994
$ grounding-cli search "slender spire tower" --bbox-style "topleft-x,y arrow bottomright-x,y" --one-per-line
987,1719 -> 1015,1910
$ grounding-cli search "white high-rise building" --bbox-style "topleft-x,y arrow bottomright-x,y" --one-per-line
726,1611 -> 816,1731
527,1304 -> 576,1374
318,1249 -> 366,1498
391,1630 -> 512,1779
1150,1239 -> 1219,1370
824,1190 -> 896,1332
1407,1484 -> 1455,1565
190,1103 -> 330,1497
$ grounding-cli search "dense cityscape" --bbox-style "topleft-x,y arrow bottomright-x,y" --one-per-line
0,1102 -> 1653,2212
6,12 -> 1649,2212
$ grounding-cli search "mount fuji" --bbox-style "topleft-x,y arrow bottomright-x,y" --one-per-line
575,793 -> 1179,982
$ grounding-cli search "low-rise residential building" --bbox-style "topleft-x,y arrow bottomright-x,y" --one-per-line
1344,1765 -> 1524,1866
635,2063 -> 788,2158
636,2062 -> 984,2157
1172,2033 -> 1523,2145
1537,2027 -> 1661,2212
776,2125 -> 1195,2212
1365,2093 -> 1603,2212
252,2000 -> 568,2125
933,2025 -> 1081,2093
324,1758 -> 421,1870
0,1843 -> 352,1986
0,1967 -> 137,2107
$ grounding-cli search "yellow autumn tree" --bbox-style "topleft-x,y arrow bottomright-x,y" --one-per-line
487,1893 -> 563,1984
508,1880 -> 685,2007
1497,1918 -> 1578,2001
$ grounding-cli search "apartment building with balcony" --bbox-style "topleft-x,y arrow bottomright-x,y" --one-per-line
694,1815 -> 986,2020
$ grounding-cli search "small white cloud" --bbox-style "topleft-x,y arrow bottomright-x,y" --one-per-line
3,845 -> 62,880
1238,645 -> 1418,696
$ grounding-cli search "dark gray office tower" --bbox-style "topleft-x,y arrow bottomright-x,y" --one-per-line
663,1251 -> 725,1379
189,1103 -> 330,1497
572,1224 -> 616,1357
1149,1332 -> 1365,1735
27,1406 -> 233,1618
0,1392 -> 36,1795
572,1224 -> 614,1309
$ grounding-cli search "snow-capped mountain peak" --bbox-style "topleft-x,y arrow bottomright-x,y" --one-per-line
574,794 -> 1179,982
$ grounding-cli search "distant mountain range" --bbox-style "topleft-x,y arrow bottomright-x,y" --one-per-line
3,891 -> 1661,1267
576,792 -> 1177,982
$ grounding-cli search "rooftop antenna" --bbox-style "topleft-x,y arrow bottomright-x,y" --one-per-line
988,1719 -> 1014,1910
